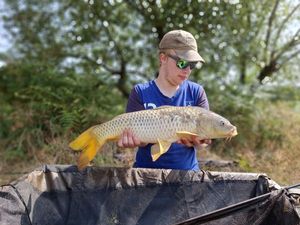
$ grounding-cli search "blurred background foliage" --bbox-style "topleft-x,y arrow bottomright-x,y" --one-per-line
0,0 -> 299,185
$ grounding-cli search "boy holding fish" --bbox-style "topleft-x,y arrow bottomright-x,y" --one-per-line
118,30 -> 212,170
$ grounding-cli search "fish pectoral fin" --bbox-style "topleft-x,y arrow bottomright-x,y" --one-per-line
176,131 -> 199,141
151,139 -> 172,161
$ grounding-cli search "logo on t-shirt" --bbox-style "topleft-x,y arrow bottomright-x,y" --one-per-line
185,101 -> 193,106
144,103 -> 157,109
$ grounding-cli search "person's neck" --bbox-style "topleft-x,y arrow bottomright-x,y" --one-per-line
155,75 -> 180,98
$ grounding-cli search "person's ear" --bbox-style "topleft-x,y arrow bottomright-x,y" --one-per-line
159,53 -> 168,65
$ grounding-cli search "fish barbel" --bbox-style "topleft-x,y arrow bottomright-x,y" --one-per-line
69,106 -> 238,170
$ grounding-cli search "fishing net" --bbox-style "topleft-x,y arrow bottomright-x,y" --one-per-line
0,165 -> 299,225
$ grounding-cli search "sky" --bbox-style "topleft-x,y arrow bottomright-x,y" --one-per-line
0,0 -> 11,53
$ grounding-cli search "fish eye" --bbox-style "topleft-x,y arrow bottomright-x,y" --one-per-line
220,120 -> 225,126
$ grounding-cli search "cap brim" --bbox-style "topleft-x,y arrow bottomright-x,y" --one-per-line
175,49 -> 205,63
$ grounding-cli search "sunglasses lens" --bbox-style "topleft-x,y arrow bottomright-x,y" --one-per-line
177,59 -> 189,69
177,60 -> 197,70
167,54 -> 198,70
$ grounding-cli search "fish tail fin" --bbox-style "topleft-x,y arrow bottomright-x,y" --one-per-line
69,127 -> 105,170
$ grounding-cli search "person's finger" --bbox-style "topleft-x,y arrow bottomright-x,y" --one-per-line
199,139 -> 212,145
132,133 -> 141,146
198,139 -> 205,144
117,130 -> 125,147
177,139 -> 183,144
126,130 -> 135,147
180,138 -> 188,145
122,129 -> 129,147
192,136 -> 201,146
180,138 -> 193,147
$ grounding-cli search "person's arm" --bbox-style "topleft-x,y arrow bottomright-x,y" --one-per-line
196,87 -> 209,110
118,87 -> 146,148
126,87 -> 144,113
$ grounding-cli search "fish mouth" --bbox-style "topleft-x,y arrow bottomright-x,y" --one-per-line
218,127 -> 238,138
224,128 -> 237,142
230,127 -> 238,136
212,126 -> 238,140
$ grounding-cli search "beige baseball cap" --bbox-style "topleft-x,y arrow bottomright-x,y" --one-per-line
159,30 -> 205,63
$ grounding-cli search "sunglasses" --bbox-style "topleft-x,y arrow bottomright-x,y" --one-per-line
166,54 -> 198,70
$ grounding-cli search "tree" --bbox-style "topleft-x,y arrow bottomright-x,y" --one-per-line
256,0 -> 300,83
2,0 -> 299,98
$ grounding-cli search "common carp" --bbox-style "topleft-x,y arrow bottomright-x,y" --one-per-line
69,106 -> 238,170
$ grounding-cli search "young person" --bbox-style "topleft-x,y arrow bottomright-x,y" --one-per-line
118,30 -> 211,170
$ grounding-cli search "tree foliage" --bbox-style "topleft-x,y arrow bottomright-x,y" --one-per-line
2,0 -> 299,96
0,62 -> 124,163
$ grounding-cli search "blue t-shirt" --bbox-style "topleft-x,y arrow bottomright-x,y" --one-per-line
126,79 -> 209,170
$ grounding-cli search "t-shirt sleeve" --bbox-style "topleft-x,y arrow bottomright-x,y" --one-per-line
196,87 -> 209,110
126,87 -> 144,113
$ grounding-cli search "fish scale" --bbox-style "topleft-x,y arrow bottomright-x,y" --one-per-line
69,106 -> 238,170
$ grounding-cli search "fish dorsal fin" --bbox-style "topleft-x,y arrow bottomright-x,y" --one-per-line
176,131 -> 199,141
151,139 -> 172,161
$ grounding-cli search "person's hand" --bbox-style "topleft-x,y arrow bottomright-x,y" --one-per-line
177,136 -> 212,149
117,128 -> 145,148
